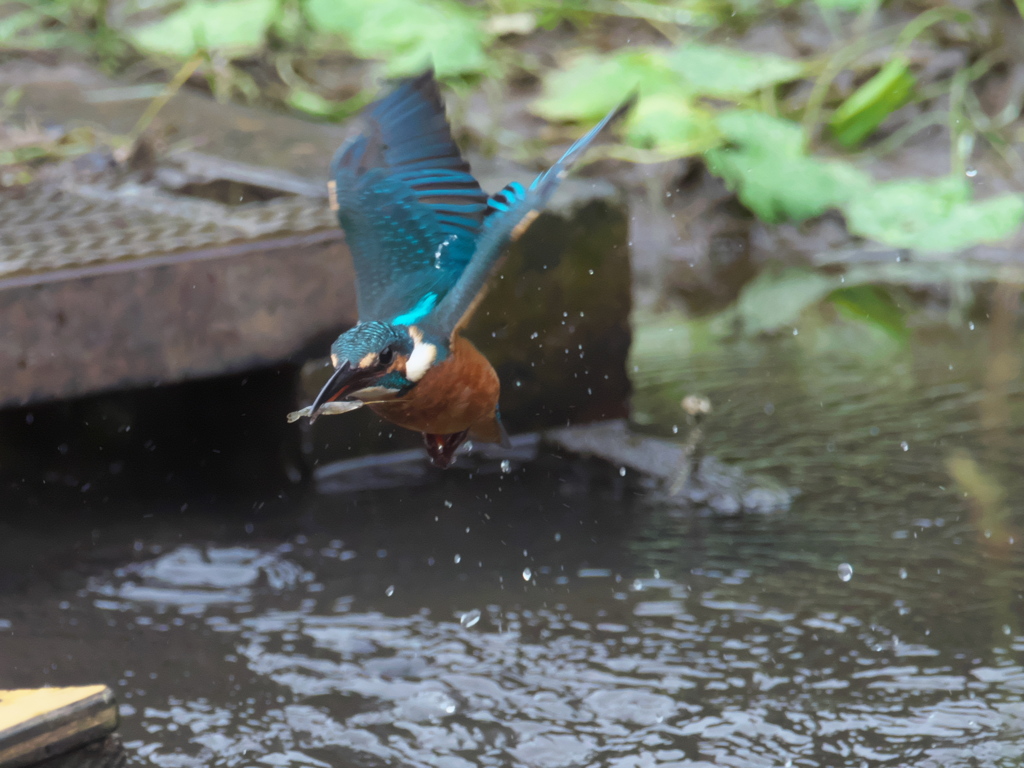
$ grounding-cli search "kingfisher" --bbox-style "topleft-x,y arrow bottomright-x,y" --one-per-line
296,71 -> 625,468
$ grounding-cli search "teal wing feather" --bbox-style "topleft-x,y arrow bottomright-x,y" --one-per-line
424,100 -> 630,338
329,71 -> 488,324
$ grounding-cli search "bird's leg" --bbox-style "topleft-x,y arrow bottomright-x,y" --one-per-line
423,430 -> 469,469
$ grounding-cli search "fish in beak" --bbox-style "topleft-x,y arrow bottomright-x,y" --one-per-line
307,361 -> 374,423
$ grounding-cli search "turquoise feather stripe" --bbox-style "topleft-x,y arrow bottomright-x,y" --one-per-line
391,292 -> 439,325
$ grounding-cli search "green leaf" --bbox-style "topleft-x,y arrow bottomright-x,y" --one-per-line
305,0 -> 489,77
0,9 -> 41,42
286,88 -> 370,120
0,6 -> 87,51
829,58 -> 915,148
812,0 -> 876,10
668,42 -> 804,98
533,49 -> 674,123
706,110 -> 870,222
624,92 -> 718,157
127,0 -> 278,58
845,177 -> 1024,253
737,268 -> 839,334
828,285 -> 907,339
715,108 -> 804,154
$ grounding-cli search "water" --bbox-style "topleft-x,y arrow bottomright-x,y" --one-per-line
1,328 -> 1023,767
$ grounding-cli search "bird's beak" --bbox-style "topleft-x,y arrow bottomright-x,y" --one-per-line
309,362 -> 373,423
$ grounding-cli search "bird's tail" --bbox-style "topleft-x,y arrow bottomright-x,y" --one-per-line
470,410 -> 511,448
528,97 -> 634,205
430,97 -> 632,335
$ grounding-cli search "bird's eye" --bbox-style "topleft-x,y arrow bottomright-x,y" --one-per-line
378,346 -> 394,366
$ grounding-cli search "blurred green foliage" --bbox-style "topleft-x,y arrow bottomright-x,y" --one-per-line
828,58 -> 915,148
1,0 -> 1022,338
304,0 -> 490,77
846,177 -> 1024,253
127,0 -> 279,59
705,110 -> 870,222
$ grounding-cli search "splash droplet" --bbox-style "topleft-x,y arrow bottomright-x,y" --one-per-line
460,609 -> 481,628
385,585 -> 395,596
522,567 -> 532,582
454,554 -> 461,564
898,567 -> 907,580
901,441 -> 909,452
837,563 -> 853,582
500,459 -> 511,474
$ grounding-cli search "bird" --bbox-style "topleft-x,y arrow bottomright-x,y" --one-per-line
303,70 -> 626,469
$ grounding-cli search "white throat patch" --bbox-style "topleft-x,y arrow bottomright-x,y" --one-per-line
406,326 -> 437,383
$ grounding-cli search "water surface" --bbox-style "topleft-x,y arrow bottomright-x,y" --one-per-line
1,325 -> 1022,768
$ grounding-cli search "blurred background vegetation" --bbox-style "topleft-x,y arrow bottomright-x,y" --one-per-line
1,0 -> 1023,346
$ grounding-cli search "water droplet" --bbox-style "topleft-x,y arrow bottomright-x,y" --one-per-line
554,532 -> 561,542
838,563 -> 853,582
444,500 -> 452,508
385,585 -> 395,596
901,441 -> 909,452
966,167 -> 978,177
619,467 -> 627,477
445,704 -> 456,714
968,321 -> 975,330
898,567 -> 907,580
1003,624 -> 1012,635
792,328 -> 799,336
500,459 -> 511,474
632,579 -> 643,591
460,609 -> 481,628
522,567 -> 532,581
454,554 -> 461,564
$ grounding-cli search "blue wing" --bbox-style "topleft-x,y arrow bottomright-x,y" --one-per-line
425,99 -> 630,338
329,71 -> 488,323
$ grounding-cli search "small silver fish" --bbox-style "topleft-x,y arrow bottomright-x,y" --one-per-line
287,400 -> 364,423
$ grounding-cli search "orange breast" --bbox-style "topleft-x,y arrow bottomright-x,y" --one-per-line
370,335 -> 501,439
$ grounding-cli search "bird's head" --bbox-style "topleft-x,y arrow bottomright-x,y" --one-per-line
309,322 -> 441,420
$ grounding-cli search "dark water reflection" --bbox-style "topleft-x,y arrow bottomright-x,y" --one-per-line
2,328 -> 1023,767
